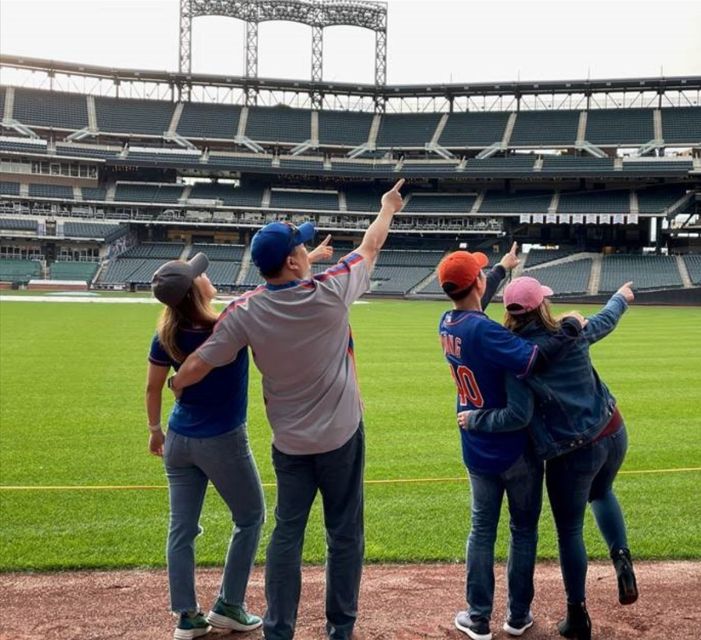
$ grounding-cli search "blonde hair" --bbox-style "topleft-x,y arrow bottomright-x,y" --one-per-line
504,298 -> 561,334
156,282 -> 218,363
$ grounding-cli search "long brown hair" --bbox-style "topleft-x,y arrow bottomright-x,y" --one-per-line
504,298 -> 561,334
157,283 -> 218,363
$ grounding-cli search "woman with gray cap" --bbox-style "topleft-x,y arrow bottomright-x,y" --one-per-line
146,251 -> 264,640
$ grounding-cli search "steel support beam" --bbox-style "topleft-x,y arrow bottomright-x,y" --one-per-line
311,25 -> 323,109
245,20 -> 259,105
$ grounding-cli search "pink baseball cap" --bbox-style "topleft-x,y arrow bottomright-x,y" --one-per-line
503,276 -> 554,314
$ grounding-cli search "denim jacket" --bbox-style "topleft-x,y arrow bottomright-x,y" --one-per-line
467,293 -> 628,460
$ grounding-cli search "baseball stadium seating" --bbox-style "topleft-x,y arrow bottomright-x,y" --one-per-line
0,217 -> 38,231
660,107 -> 701,144
636,185 -> 688,213
0,258 -> 42,283
120,243 -> 184,259
479,190 -> 552,213
13,88 -> 89,130
584,108 -> 655,146
438,112 -> 509,148
404,193 -> 477,213
270,190 -> 339,211
523,259 -> 593,295
540,156 -> 615,173
318,111 -> 374,147
599,255 -> 683,291
177,103 -> 242,139
375,113 -> 442,148
510,110 -> 580,146
27,183 -> 73,199
189,182 -> 264,207
683,254 -> 701,285
245,106 -> 311,144
49,260 -> 99,282
524,248 -> 577,267
95,96 -> 174,136
115,183 -> 184,204
558,190 -> 630,214
62,222 -> 125,241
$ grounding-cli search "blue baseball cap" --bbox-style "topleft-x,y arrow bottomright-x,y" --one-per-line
251,221 -> 316,274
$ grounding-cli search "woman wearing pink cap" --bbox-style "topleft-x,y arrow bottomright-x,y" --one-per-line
462,276 -> 638,640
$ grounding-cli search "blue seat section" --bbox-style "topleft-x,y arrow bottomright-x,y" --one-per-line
240,266 -> 265,287
0,182 -> 21,196
599,255 -> 682,291
99,258 -> 164,284
661,107 -> 701,144
189,182 -> 263,207
463,156 -> 536,174
50,261 -> 99,282
124,151 -> 202,166
558,190 -> 630,213
205,261 -> 240,286
95,97 -> 174,135
13,88 -> 88,130
683,255 -> 701,285
269,190 -> 339,211
370,266 -> 434,294
523,259 -> 592,294
279,158 -> 325,172
0,139 -> 48,154
0,86 -> 4,120
402,162 -> 459,175
81,187 -> 107,201
377,250 -> 445,267
328,161 -> 395,177
207,154 -> 274,171
115,183 -> 183,203
0,218 -> 38,231
345,189 -> 382,212
621,160 -> 692,175
63,222 -> 125,240
585,108 -> 654,146
404,194 -> 477,213
177,102 -> 241,139
438,112 -> 509,148
189,244 -> 245,261
55,144 -> 120,160
375,113 -> 442,148
637,186 -> 688,213
0,259 -> 42,283
28,184 -> 74,199
480,190 -> 552,213
525,248 -> 576,267
540,156 -> 615,173
245,106 -> 311,144
510,110 -> 580,146
318,111 -> 374,146
121,243 -> 184,259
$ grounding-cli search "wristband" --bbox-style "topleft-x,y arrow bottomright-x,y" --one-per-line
167,375 -> 176,390
148,424 -> 163,433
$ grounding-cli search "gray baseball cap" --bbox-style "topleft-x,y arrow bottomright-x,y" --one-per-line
151,252 -> 209,307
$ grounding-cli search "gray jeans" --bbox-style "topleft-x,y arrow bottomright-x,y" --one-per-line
264,424 -> 365,640
164,425 -> 265,613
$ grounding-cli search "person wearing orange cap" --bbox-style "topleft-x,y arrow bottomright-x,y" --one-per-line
461,276 -> 638,640
436,247 -> 584,640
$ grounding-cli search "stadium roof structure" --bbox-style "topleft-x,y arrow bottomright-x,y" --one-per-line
2,54 -> 701,112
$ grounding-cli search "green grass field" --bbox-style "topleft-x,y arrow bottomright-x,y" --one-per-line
0,298 -> 699,571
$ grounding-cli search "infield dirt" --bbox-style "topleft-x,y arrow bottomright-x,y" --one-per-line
1,561 -> 699,639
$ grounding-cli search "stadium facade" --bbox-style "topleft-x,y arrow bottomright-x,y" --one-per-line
1,6 -> 700,303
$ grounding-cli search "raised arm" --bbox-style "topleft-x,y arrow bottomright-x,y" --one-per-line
458,374 -> 535,434
307,234 -> 333,264
355,179 -> 405,271
482,241 -> 520,310
583,282 -> 633,344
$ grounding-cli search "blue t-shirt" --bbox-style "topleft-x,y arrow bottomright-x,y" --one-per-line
439,310 -> 537,474
148,327 -> 249,438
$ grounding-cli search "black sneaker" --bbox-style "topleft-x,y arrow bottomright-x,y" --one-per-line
455,611 -> 492,640
611,547 -> 638,605
503,613 -> 534,636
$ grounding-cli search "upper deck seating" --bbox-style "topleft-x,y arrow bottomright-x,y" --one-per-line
13,88 -> 88,130
438,112 -> 509,148
95,97 -> 174,135
510,110 -> 580,146
585,108 -> 655,146
660,107 -> 701,144
375,113 -> 441,148
318,111 -> 373,146
177,102 -> 242,139
245,106 -> 311,144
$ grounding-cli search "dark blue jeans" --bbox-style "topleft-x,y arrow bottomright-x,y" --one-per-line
264,425 -> 364,640
546,425 -> 629,604
466,449 -> 544,625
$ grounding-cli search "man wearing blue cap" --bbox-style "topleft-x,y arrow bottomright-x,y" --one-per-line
170,179 -> 405,640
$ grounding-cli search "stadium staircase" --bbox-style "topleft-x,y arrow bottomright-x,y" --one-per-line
587,254 -> 603,295
410,271 -> 439,295
179,244 -> 191,261
86,96 -> 98,134
2,86 -> 15,121
576,112 -> 588,145
676,255 -> 693,288
235,245 -> 253,287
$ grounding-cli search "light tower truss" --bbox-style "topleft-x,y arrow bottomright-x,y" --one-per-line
179,0 -> 388,107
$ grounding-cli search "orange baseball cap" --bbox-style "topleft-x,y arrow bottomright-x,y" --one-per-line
437,251 -> 489,296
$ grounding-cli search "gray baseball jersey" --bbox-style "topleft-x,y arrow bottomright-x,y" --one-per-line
196,252 -> 370,455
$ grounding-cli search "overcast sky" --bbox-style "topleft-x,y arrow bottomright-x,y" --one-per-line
1,0 -> 700,85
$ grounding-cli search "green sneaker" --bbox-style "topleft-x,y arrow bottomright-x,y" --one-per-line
174,611 -> 211,640
206,597 -> 263,632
